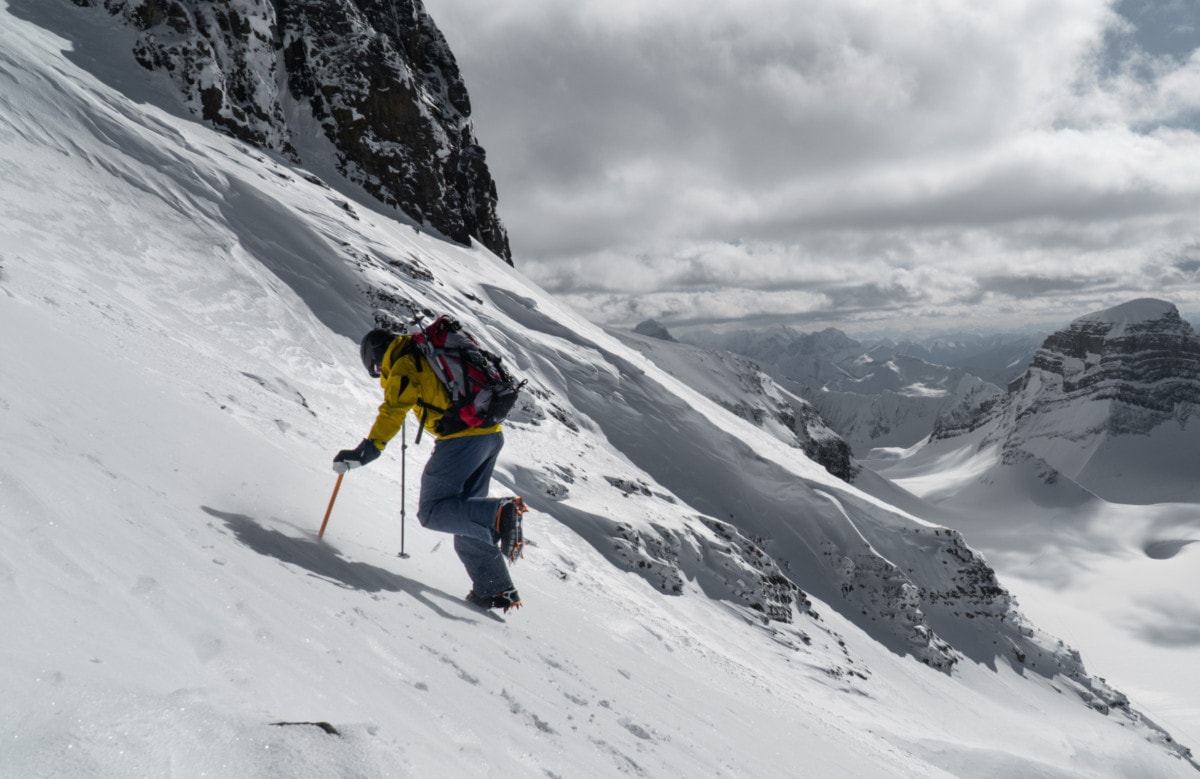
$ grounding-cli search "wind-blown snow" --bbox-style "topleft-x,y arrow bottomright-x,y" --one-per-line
1,2 -> 1197,776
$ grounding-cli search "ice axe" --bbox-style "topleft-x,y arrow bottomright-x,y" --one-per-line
318,472 -> 344,541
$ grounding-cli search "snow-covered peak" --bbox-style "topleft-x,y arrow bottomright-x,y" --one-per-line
1072,298 -> 1185,339
905,296 -> 1200,503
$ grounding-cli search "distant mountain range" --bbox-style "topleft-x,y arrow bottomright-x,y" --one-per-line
677,324 -> 1038,454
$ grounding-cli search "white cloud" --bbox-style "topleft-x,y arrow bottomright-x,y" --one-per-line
425,0 -> 1200,336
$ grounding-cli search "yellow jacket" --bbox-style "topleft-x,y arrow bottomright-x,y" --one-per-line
366,335 -> 502,448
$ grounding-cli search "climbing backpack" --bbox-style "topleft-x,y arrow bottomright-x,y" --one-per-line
405,315 -> 525,441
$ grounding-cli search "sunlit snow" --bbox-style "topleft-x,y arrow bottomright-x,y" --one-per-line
1,2 -> 1197,777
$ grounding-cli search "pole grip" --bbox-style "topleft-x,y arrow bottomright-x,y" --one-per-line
318,472 -> 345,540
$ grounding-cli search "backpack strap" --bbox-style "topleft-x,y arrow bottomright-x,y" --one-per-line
393,337 -> 421,366
388,337 -> 430,444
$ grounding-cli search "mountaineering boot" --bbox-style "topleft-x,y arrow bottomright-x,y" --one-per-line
494,497 -> 526,562
466,587 -> 523,613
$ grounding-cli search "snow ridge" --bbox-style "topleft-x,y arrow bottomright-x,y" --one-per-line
1074,297 -> 1180,339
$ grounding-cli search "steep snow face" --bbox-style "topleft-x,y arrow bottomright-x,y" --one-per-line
54,0 -> 511,261
1,3 -> 1198,775
614,329 -> 857,482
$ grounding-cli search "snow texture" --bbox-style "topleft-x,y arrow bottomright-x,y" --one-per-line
0,2 -> 1197,776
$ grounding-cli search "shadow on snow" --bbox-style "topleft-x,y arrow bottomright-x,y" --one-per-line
201,506 -> 477,623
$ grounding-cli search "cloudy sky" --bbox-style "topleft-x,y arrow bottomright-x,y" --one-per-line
423,0 -> 1200,337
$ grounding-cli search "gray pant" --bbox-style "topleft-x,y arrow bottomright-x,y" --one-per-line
417,432 -> 512,595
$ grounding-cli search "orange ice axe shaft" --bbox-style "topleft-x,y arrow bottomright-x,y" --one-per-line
318,472 -> 344,540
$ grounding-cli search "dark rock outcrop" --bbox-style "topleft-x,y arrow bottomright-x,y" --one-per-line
74,0 -> 511,262
633,319 -> 677,342
1027,299 -> 1200,422
1012,298 -> 1200,434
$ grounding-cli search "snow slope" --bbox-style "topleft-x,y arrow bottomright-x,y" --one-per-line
1,2 -> 1196,776
863,299 -> 1200,749
862,441 -> 1200,756
612,329 -> 857,482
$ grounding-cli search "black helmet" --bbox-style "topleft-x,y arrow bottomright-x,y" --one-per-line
360,328 -> 396,378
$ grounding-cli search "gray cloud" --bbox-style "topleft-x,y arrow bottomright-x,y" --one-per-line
425,0 -> 1200,335
975,275 -> 1108,298
1129,598 -> 1200,648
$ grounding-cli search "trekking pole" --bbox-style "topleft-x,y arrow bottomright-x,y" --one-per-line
398,421 -> 411,558
318,472 -> 344,541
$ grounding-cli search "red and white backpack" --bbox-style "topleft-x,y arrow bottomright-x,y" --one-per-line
403,315 -> 525,439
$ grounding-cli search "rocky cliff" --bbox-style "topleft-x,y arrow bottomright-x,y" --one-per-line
1023,299 -> 1200,429
931,298 -> 1200,502
73,0 -> 511,262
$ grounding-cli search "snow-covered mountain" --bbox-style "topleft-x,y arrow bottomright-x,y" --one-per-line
689,325 -> 1011,453
59,0 -> 511,260
2,2 -> 1198,776
893,334 -> 1041,388
881,298 -> 1200,505
863,300 -> 1200,757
